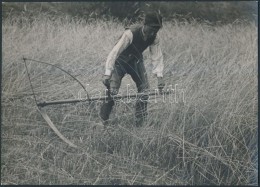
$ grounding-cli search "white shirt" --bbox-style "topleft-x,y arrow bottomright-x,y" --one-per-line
105,29 -> 164,77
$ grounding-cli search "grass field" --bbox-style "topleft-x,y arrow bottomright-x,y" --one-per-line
2,15 -> 258,185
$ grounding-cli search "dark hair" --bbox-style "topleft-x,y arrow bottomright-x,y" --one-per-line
144,12 -> 163,28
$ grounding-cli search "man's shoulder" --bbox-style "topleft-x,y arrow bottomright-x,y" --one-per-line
152,34 -> 160,45
125,24 -> 142,33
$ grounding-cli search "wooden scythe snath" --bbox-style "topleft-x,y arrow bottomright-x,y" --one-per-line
37,90 -> 173,107
23,57 -> 172,148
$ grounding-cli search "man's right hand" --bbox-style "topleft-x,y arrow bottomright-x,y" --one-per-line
102,75 -> 111,88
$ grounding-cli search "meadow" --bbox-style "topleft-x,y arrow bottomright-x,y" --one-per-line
1,14 -> 258,185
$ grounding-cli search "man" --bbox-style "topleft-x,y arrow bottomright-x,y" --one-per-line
100,12 -> 165,127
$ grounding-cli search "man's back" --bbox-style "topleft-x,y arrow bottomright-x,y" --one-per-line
120,24 -> 157,59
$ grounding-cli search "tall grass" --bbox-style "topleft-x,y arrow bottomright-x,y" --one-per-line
2,14 -> 258,185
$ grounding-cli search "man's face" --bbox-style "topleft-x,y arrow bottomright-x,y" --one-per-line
142,25 -> 160,40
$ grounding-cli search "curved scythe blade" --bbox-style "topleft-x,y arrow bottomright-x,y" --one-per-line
38,107 -> 77,148
23,57 -> 86,148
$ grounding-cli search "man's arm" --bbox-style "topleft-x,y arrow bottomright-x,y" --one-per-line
149,36 -> 164,77
105,30 -> 133,76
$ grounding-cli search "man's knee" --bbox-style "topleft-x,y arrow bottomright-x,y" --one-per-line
110,80 -> 120,90
109,86 -> 119,95
139,93 -> 149,102
137,85 -> 149,102
137,82 -> 149,93
100,100 -> 114,121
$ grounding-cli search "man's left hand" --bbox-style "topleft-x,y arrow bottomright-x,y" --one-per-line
157,77 -> 165,92
102,75 -> 111,88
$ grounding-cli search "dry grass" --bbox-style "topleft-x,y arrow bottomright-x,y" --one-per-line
1,14 -> 258,185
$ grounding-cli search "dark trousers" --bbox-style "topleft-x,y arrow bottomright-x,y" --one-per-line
100,55 -> 149,125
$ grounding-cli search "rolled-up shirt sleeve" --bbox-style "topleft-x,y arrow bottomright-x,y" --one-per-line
105,30 -> 133,76
149,36 -> 164,77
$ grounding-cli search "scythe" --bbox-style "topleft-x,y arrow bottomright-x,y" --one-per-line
23,57 -> 172,148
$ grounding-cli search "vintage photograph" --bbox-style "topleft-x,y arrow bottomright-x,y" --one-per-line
1,1 -> 258,185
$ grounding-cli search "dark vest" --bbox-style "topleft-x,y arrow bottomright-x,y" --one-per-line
119,25 -> 157,62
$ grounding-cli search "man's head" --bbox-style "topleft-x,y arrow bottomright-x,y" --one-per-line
144,12 -> 163,28
142,12 -> 162,40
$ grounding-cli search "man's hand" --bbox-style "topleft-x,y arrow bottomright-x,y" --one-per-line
157,77 -> 165,93
102,75 -> 111,88
102,75 -> 119,95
